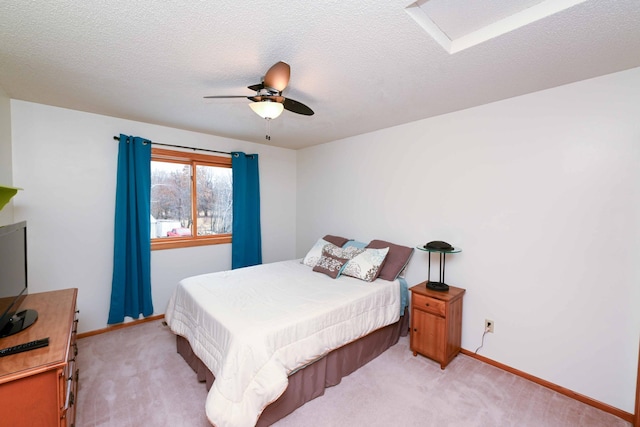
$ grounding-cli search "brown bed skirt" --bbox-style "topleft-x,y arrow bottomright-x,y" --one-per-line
176,308 -> 409,426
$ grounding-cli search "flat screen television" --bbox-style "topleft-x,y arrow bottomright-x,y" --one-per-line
0,221 -> 37,338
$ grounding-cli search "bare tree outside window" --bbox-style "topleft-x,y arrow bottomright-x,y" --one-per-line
196,165 -> 232,235
151,162 -> 192,236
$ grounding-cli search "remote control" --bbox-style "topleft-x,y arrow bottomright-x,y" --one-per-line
0,337 -> 50,357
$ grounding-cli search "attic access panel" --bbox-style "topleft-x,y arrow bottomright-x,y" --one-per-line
405,0 -> 589,54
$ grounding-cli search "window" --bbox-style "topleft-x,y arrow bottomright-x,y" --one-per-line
150,148 -> 232,250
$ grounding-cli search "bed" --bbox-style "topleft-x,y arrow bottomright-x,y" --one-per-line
165,236 -> 413,427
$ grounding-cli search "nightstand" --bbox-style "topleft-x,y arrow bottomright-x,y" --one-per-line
410,282 -> 465,369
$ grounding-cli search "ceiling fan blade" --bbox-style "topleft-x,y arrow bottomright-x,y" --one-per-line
203,95 -> 253,99
263,62 -> 290,92
283,97 -> 314,116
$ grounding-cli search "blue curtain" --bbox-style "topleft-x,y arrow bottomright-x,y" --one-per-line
231,152 -> 262,269
108,134 -> 153,324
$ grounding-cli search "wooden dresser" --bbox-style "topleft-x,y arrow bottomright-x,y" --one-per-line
410,282 -> 465,369
0,288 -> 79,426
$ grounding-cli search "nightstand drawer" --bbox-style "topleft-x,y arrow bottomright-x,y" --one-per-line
413,293 -> 445,316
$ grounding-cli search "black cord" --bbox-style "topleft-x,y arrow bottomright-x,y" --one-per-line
474,328 -> 489,354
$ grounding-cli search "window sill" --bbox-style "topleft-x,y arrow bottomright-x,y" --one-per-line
151,235 -> 232,250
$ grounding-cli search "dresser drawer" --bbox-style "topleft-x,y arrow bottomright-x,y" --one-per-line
413,293 -> 445,317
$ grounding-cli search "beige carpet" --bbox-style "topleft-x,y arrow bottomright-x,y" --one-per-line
76,320 -> 630,427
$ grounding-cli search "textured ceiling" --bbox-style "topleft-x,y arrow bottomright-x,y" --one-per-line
1,0 -> 639,150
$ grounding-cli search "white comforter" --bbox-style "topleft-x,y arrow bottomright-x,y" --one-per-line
165,259 -> 401,427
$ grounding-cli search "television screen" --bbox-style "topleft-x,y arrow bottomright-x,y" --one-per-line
0,221 -> 36,338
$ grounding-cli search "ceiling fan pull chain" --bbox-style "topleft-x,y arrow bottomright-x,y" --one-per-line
265,118 -> 271,141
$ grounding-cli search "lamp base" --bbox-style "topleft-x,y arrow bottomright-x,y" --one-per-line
426,281 -> 449,292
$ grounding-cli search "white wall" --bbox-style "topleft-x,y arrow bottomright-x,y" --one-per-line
0,86 -> 13,225
297,67 -> 640,413
10,101 -> 297,334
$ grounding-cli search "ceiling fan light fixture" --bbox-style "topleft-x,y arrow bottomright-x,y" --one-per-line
249,101 -> 284,119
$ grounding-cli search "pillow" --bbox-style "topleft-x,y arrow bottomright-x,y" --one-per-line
324,244 -> 365,260
366,240 -> 414,281
313,246 -> 351,279
342,247 -> 389,282
343,240 -> 367,249
323,235 -> 350,247
302,238 -> 332,267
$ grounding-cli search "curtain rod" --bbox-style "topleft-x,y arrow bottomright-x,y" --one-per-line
112,136 -> 231,156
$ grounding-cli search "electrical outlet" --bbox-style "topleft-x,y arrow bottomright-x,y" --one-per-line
485,319 -> 494,333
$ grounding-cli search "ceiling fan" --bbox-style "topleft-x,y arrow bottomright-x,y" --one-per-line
204,62 -> 313,140
204,62 -> 314,140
